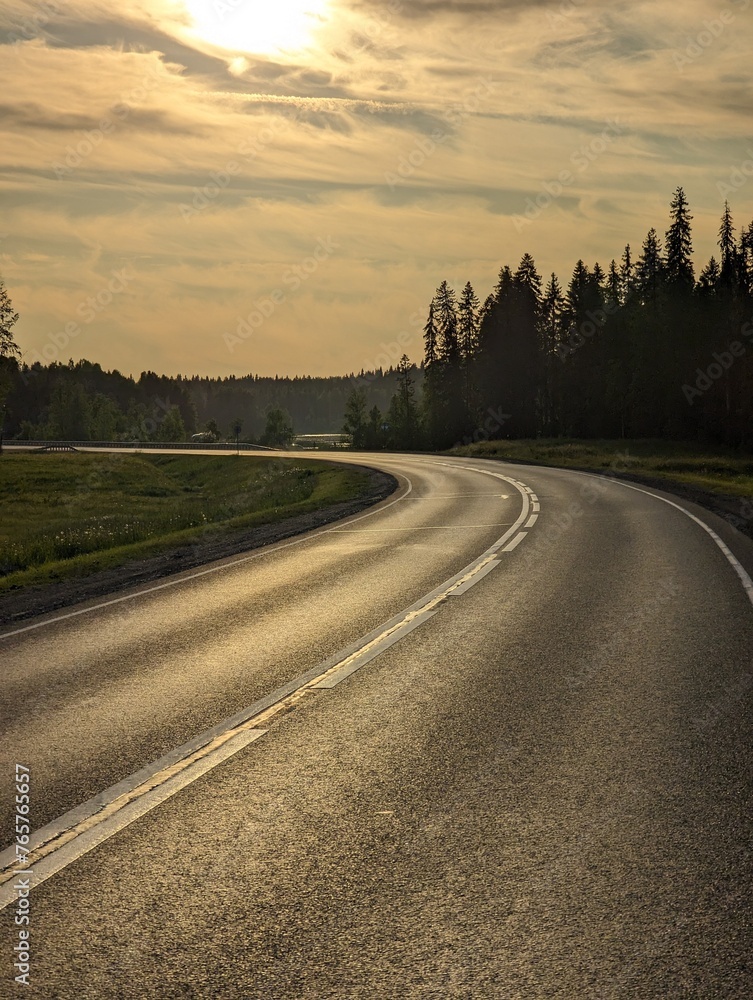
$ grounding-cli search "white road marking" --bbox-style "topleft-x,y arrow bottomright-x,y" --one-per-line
331,524 -> 514,532
405,494 -> 510,500
313,609 -> 441,688
0,464 -> 539,903
0,474 -> 414,641
448,558 -> 500,595
532,501 -> 541,512
569,471 -> 753,608
501,532 -> 528,552
525,514 -> 539,528
0,728 -> 268,910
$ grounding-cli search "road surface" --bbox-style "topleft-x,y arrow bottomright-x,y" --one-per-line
1,451 -> 752,998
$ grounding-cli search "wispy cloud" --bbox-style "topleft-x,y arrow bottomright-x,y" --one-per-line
1,0 -> 751,376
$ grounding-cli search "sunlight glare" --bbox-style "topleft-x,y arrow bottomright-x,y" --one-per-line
182,0 -> 329,56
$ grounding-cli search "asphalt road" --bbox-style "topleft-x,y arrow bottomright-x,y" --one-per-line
1,451 -> 752,998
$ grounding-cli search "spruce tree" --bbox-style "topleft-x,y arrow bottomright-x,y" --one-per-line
0,275 -> 20,359
664,186 -> 694,292
718,201 -> 737,290
620,244 -> 635,301
458,281 -> 480,424
635,229 -> 664,303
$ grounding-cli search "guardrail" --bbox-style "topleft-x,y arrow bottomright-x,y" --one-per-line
3,440 -> 270,451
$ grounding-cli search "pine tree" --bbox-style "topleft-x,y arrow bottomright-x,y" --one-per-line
664,186 -> 694,292
458,282 -> 480,360
635,229 -> 664,303
343,387 -> 368,448
458,281 -> 480,422
540,273 -> 565,433
591,262 -> 606,293
718,201 -> 737,290
607,260 -> 621,306
740,222 -> 753,297
434,281 -> 460,364
620,244 -> 635,301
388,354 -> 420,449
423,301 -> 438,367
509,254 -> 544,437
0,275 -> 20,359
696,257 -> 720,297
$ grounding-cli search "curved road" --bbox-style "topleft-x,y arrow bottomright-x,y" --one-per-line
1,451 -> 752,998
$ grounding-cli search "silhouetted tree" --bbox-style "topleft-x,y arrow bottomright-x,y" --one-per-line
664,186 -> 695,293
0,275 -> 19,360
262,407 -> 294,447
343,388 -> 367,448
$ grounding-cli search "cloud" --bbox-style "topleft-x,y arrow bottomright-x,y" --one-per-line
0,0 -> 751,377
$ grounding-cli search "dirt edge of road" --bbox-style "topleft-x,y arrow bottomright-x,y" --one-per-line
0,465 -> 398,627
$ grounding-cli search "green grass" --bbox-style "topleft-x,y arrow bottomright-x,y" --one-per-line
0,453 -> 371,592
449,438 -> 753,497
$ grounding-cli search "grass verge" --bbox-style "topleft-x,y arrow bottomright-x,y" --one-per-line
0,453 -> 372,593
449,438 -> 753,498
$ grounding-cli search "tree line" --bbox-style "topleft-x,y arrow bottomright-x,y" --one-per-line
376,189 -> 753,451
0,346 -> 419,445
2,187 -> 752,452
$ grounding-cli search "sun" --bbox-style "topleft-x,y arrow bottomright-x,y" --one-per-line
181,0 -> 329,56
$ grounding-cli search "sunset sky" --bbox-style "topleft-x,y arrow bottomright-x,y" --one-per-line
1,0 -> 752,377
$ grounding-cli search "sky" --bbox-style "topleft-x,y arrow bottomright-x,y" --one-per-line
1,0 -> 752,378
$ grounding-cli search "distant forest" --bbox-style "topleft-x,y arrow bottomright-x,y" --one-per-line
1,187 -> 752,450
0,362 -> 421,444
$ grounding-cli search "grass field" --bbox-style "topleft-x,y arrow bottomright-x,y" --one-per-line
0,452 -> 371,592
450,438 -> 753,498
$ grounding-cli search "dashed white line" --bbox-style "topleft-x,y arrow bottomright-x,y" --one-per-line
501,532 -> 528,552
0,475 -> 414,641
0,465 -> 539,904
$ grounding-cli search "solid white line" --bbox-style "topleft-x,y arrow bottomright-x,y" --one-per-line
331,523 -> 514,532
313,609 -> 441,688
569,470 -> 753,608
0,728 -> 268,909
405,494 -> 510,500
0,474 -> 414,640
0,466 -> 536,902
448,559 -> 499,595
